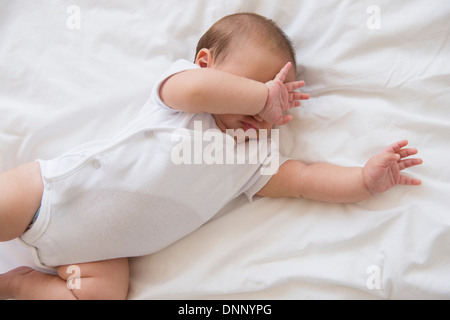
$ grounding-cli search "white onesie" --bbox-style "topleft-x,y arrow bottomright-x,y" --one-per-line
21,60 -> 287,267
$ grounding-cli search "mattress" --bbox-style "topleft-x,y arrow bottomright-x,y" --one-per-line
0,0 -> 449,299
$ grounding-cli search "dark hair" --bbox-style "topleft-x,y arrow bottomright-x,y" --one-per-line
196,13 -> 296,67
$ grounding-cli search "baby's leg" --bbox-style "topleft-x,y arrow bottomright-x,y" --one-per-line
0,162 -> 43,241
0,258 -> 129,300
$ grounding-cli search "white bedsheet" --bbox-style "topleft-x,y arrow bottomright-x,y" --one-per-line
1,0 -> 449,299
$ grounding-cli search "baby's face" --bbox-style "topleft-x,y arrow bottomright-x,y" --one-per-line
205,44 -> 296,134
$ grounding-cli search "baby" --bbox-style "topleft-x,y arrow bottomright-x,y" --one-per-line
0,13 -> 422,300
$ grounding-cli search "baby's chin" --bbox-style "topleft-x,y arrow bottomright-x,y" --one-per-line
224,128 -> 273,142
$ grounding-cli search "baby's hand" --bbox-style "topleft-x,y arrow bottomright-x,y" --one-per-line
362,140 -> 423,195
259,62 -> 309,125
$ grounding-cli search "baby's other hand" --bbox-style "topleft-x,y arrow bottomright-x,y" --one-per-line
362,140 -> 423,195
259,62 -> 309,125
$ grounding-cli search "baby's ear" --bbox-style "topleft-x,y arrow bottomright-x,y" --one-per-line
195,48 -> 213,68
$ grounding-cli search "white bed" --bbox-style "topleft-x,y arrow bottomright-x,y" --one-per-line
1,0 -> 449,300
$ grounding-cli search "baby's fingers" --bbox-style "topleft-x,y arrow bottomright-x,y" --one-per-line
274,114 -> 294,126
398,147 -> 418,159
285,80 -> 306,92
274,62 -> 292,83
390,140 -> 409,151
399,175 -> 422,186
398,156 -> 423,186
399,158 -> 423,171
290,91 -> 310,102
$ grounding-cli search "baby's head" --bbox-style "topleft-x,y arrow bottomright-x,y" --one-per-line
194,13 -> 297,132
195,13 -> 296,73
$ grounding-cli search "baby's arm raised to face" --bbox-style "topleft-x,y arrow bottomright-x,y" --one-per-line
160,62 -> 308,125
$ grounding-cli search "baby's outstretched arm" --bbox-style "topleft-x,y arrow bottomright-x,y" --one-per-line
257,140 -> 423,203
160,62 -> 307,123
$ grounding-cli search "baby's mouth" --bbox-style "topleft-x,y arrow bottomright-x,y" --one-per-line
241,120 -> 259,132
